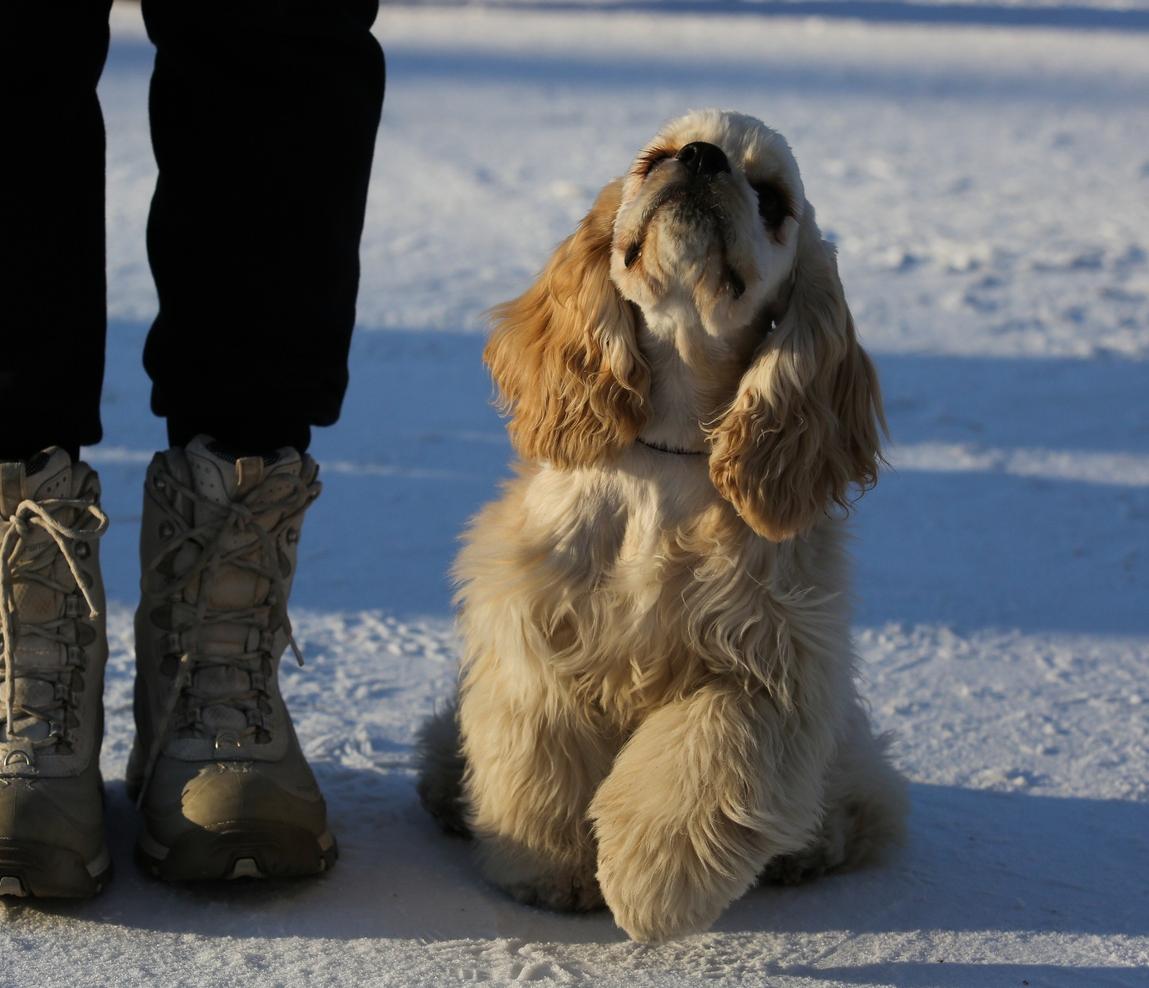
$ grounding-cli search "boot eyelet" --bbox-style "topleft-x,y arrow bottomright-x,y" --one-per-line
285,528 -> 299,545
214,730 -> 242,751
75,541 -> 91,560
159,521 -> 175,540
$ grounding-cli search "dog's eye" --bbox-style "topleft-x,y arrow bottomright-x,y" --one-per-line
753,181 -> 790,230
636,148 -> 671,178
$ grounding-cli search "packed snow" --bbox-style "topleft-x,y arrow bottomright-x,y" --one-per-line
3,1 -> 1147,985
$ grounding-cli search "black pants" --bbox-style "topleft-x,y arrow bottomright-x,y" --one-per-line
0,0 -> 385,461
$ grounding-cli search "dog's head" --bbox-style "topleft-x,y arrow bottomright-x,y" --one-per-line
486,109 -> 884,541
611,108 -> 803,334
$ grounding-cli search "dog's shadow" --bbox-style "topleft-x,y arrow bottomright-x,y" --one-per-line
18,778 -> 1147,949
716,782 -> 1149,939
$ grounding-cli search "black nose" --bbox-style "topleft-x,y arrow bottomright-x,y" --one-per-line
676,141 -> 730,177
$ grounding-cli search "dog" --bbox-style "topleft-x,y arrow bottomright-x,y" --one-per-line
417,109 -> 907,943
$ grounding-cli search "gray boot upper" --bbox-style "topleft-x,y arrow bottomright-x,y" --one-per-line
129,436 -> 333,876
0,450 -> 108,781
0,450 -> 111,894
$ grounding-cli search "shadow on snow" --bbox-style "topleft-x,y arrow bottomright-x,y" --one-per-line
16,781 -> 1149,966
395,0 -> 1149,34
91,324 -> 1149,635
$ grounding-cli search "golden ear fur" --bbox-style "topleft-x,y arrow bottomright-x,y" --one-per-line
709,203 -> 886,541
485,180 -> 648,468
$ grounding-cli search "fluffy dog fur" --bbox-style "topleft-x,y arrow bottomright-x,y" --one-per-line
417,109 -> 907,942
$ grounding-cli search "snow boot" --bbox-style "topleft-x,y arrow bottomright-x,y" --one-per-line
128,436 -> 336,881
0,449 -> 111,897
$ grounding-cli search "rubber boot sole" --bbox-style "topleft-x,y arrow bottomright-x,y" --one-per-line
137,821 -> 337,882
0,839 -> 112,898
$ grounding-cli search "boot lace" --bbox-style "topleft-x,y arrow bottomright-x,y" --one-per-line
0,494 -> 108,759
134,464 -> 318,806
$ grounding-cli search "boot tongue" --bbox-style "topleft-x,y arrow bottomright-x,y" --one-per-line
0,448 -> 73,517
183,436 -> 300,514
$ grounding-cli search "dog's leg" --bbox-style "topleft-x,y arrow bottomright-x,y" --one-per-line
590,685 -> 835,942
763,700 -> 907,885
415,698 -> 471,837
458,664 -> 617,912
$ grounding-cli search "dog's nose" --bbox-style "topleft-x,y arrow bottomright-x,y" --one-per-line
676,142 -> 730,177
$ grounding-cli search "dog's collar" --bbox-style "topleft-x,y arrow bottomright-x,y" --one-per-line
636,437 -> 708,456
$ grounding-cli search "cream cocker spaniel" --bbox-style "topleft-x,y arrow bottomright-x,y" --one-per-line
418,109 -> 907,942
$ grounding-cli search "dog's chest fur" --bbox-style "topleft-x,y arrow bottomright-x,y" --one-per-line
456,452 -> 850,731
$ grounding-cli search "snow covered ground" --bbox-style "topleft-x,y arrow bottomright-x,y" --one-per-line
3,1 -> 1148,985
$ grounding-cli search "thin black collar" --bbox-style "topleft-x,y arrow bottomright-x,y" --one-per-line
636,437 -> 708,456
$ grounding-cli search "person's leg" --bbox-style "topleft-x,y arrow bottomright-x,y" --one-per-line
130,0 -> 384,882
0,0 -> 113,462
141,0 -> 385,454
0,2 -> 114,900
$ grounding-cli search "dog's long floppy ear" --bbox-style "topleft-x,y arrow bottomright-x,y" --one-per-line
709,202 -> 886,541
485,179 -> 648,468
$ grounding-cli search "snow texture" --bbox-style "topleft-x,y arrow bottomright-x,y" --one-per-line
2,1 -> 1148,985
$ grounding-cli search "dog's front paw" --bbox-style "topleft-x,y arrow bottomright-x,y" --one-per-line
595,829 -> 730,942
593,770 -> 769,941
477,835 -> 604,913
760,847 -> 834,886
